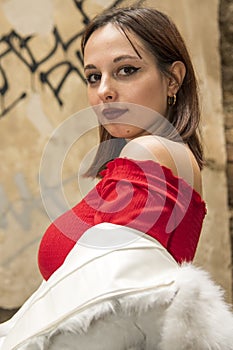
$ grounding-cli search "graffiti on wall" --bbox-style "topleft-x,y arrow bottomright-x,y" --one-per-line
0,172 -> 77,231
0,0 -> 125,232
0,0 -> 125,118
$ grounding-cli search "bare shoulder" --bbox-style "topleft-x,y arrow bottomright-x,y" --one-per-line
120,135 -> 202,195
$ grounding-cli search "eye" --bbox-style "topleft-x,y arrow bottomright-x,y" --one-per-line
85,73 -> 101,84
117,66 -> 141,77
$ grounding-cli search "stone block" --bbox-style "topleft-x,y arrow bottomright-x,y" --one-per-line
226,129 -> 233,144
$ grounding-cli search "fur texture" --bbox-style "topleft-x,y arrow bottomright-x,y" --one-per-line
17,264 -> 233,350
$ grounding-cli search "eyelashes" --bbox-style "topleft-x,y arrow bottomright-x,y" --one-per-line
85,73 -> 101,84
85,66 -> 141,85
118,66 -> 141,76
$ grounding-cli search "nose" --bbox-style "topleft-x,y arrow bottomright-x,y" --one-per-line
97,76 -> 117,102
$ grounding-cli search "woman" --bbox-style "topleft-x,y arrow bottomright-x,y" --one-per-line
0,5 -> 233,350
38,5 -> 205,281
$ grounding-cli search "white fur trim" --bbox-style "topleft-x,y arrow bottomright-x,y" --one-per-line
1,224 -> 232,349
13,264 -> 233,350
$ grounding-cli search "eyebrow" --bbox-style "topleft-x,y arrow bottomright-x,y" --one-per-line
84,55 -> 142,71
113,55 -> 142,63
84,64 -> 96,71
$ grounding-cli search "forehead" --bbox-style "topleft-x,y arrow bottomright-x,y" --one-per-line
84,23 -> 145,61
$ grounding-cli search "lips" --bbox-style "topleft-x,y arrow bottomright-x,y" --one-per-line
102,108 -> 128,120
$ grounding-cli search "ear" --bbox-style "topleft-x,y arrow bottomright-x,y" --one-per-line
167,61 -> 186,96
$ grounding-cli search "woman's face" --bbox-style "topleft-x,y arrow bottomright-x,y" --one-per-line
83,23 -> 170,139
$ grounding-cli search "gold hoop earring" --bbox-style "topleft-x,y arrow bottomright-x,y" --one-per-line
167,94 -> 176,106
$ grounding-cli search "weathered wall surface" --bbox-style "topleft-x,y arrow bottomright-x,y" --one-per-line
0,0 -> 232,320
146,0 -> 232,302
220,0 -> 233,293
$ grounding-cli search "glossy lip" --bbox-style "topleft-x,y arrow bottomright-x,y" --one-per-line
102,107 -> 128,120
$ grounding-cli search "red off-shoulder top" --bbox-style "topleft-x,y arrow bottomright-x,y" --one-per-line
38,158 -> 206,280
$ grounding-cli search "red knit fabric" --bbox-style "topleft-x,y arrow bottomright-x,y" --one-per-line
38,158 -> 206,280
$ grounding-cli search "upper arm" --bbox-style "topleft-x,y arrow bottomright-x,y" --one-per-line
120,135 -> 202,195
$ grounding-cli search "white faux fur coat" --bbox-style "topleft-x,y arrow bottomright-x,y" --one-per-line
0,224 -> 233,350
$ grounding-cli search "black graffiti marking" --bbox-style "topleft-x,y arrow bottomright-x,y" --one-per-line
0,0 -> 125,117
0,59 -> 27,118
73,0 -> 90,26
0,92 -> 27,119
0,50 -> 27,117
52,26 -> 83,54
40,61 -> 86,106
0,27 -> 86,112
111,0 -> 127,7
0,62 -> 8,96
76,50 -> 84,66
1,31 -> 38,72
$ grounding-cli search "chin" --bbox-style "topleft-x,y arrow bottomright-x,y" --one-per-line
106,125 -> 143,139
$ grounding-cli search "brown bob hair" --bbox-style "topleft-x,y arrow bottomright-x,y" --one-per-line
81,5 -> 203,177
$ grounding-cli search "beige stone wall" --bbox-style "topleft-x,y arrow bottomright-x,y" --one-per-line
220,0 -> 233,295
145,0 -> 232,302
0,0 -> 231,316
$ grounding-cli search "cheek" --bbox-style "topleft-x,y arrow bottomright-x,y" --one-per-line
145,82 -> 168,112
87,89 -> 97,105
129,79 -> 164,104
